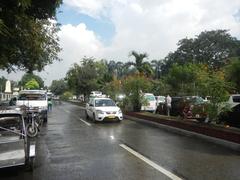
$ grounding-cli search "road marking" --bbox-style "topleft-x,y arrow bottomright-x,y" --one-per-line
119,144 -> 183,180
110,135 -> 115,140
79,118 -> 91,126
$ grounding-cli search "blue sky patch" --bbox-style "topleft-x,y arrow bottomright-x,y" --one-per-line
57,4 -> 115,45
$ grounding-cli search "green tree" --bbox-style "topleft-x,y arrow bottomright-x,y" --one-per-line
50,79 -> 67,96
225,57 -> 240,92
0,0 -> 62,72
19,73 -> 44,88
201,72 -> 231,121
66,58 -> 99,98
166,63 -> 199,95
123,74 -> 152,111
24,78 -> 40,89
151,59 -> 163,79
162,30 -> 240,73
0,76 -> 7,92
126,51 -> 153,77
102,77 -> 121,101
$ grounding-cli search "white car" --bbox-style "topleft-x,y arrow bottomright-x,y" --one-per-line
141,93 -> 157,112
85,98 -> 123,122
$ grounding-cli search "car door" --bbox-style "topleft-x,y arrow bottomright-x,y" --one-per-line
87,99 -> 94,118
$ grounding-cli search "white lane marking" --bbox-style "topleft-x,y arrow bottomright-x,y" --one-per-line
79,118 -> 91,126
110,135 -> 115,140
119,144 -> 183,180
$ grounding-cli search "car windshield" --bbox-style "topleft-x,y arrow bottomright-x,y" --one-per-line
145,95 -> 155,101
158,96 -> 165,101
18,93 -> 46,101
95,99 -> 116,107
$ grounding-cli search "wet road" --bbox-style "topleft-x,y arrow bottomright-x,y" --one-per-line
1,102 -> 240,180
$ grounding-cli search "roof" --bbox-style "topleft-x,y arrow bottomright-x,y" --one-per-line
19,90 -> 47,95
91,97 -> 112,100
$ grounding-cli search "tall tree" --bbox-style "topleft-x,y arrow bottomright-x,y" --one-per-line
0,0 -> 62,72
126,51 -> 153,77
163,30 -> 240,73
66,58 -> 99,97
151,59 -> 163,79
50,79 -> 67,96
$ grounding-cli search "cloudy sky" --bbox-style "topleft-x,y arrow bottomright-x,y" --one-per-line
1,0 -> 240,85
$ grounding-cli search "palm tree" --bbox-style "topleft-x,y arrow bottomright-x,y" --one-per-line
126,50 -> 153,77
151,59 -> 164,79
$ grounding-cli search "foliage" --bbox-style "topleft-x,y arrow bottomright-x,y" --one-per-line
162,30 -> 240,73
50,79 -> 67,96
122,74 -> 152,111
102,77 -> 121,101
151,59 -> 163,79
19,73 -> 44,88
165,63 -> 202,95
60,91 -> 73,101
66,57 -> 99,97
225,57 -> 240,92
151,79 -> 171,96
201,72 -> 231,121
126,51 -> 153,77
24,78 -> 40,89
0,76 -> 7,92
0,0 -> 62,72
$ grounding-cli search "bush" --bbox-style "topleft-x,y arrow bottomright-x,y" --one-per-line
122,74 -> 152,112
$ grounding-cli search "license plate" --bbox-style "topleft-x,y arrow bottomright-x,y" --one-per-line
108,115 -> 115,118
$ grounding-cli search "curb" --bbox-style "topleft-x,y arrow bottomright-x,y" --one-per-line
124,114 -> 240,151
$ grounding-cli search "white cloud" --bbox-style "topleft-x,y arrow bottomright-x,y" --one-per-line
1,0 -> 240,86
42,23 -> 104,84
64,0 -> 111,17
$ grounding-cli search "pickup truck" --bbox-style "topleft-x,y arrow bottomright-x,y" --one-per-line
16,90 -> 48,122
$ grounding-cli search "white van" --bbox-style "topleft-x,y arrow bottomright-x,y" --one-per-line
16,90 -> 48,122
141,93 -> 157,112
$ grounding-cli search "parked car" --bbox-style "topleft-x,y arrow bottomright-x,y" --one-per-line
219,94 -> 240,127
155,96 -> 165,106
0,108 -> 35,170
156,96 -> 207,121
16,90 -> 48,122
85,97 -> 123,122
141,93 -> 157,113
90,91 -> 103,98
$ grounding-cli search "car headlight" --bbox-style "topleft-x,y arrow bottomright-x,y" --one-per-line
118,109 -> 122,114
96,110 -> 104,114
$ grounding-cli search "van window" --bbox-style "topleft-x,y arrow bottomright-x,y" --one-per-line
145,95 -> 155,101
18,94 -> 46,101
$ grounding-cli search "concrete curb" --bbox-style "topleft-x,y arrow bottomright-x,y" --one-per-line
124,115 -> 240,151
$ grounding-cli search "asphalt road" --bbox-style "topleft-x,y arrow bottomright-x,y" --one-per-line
1,102 -> 240,180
